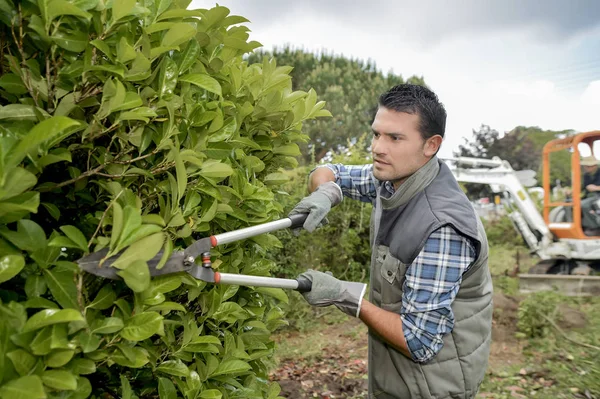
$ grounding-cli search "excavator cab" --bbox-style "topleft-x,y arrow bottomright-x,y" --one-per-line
543,131 -> 600,239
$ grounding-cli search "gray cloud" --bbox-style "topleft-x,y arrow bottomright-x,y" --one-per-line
198,0 -> 600,45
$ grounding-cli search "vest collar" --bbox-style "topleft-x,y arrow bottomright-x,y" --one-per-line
380,157 -> 440,210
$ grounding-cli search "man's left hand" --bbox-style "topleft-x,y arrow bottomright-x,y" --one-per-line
296,270 -> 367,317
587,184 -> 599,192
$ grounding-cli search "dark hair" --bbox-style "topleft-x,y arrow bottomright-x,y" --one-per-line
378,84 -> 446,140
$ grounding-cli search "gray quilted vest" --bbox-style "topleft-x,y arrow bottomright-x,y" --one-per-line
368,158 -> 493,399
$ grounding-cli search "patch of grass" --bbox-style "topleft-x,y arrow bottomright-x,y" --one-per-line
488,244 -> 537,276
480,296 -> 600,398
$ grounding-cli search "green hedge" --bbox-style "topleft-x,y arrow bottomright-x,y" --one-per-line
0,1 -> 329,398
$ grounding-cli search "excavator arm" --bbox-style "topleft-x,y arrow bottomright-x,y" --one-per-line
442,156 -> 553,258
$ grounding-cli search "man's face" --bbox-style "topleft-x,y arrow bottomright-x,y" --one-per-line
584,165 -> 597,175
371,106 -> 441,189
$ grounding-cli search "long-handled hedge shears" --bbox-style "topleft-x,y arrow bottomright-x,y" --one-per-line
78,214 -> 333,292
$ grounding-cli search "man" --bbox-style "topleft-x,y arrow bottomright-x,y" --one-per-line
290,84 -> 493,399
581,156 -> 600,198
577,156 -> 600,233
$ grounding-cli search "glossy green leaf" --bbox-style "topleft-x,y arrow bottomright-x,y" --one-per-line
117,37 -> 137,63
59,225 -> 88,252
157,8 -> 204,21
179,74 -> 222,96
120,311 -> 163,341
200,161 -> 233,178
110,202 -> 124,250
44,268 -> 79,309
178,39 -> 200,74
112,232 -> 165,269
199,389 -> 222,399
6,349 -> 36,376
0,167 -> 36,201
8,116 -> 80,169
112,0 -> 136,21
112,92 -> 143,112
92,317 -> 124,334
42,369 -> 77,390
77,331 -> 101,353
23,297 -> 58,309
0,375 -> 45,399
0,219 -> 46,252
273,143 -> 301,156
0,254 -> 25,283
117,107 -> 158,123
126,53 -> 152,81
158,57 -> 178,100
48,235 -> 79,250
90,39 -> 114,62
158,377 -> 177,399
87,285 -> 116,310
25,274 -> 47,298
209,359 -> 251,377
0,104 -> 37,121
156,359 -> 189,377
117,259 -> 150,293
161,22 -> 196,48
145,21 -> 175,34
69,358 -> 96,375
254,287 -> 289,304
46,349 -> 75,367
150,275 -> 182,294
52,30 -> 88,52
23,309 -> 83,332
47,0 -> 92,24
264,172 -> 289,186
0,74 -> 28,94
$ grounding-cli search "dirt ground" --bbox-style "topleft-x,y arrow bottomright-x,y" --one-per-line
269,292 -> 525,399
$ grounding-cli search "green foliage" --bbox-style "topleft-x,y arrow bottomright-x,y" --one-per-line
0,1 -> 329,397
248,47 -> 426,163
482,216 -> 525,247
517,291 -> 563,338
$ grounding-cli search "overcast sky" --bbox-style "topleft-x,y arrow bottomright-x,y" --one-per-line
190,0 -> 600,157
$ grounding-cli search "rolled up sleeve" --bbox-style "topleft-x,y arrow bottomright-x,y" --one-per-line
400,225 -> 477,363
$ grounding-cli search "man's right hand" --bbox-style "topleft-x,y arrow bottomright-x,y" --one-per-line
288,181 -> 343,232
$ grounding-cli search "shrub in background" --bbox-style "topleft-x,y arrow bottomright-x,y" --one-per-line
0,1 -> 329,397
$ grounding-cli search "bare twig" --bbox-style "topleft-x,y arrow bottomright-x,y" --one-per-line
95,172 -> 124,179
151,162 -> 175,175
76,273 -> 84,314
40,163 -> 107,191
11,7 -> 40,107
110,148 -> 160,164
540,312 -> 600,351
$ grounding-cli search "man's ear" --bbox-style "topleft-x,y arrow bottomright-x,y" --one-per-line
424,135 -> 443,157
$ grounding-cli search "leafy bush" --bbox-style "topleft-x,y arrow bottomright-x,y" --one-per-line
482,216 -> 525,247
0,1 -> 329,398
517,291 -> 562,338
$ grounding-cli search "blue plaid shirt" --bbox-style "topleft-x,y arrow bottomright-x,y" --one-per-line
317,164 -> 477,363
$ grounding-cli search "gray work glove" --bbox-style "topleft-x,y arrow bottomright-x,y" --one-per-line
288,181 -> 343,233
297,270 -> 367,318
